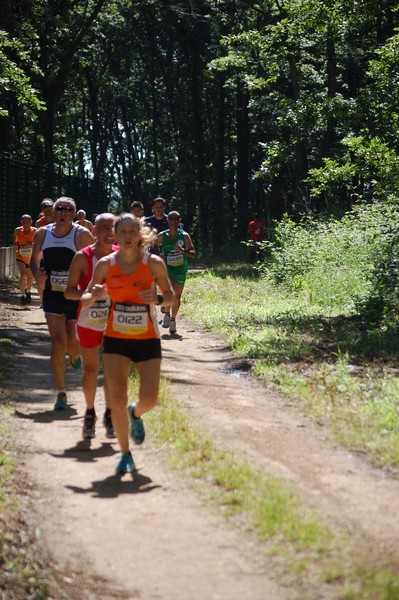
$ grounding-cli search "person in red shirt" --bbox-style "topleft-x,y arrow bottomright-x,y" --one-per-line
248,213 -> 265,263
65,213 -> 118,440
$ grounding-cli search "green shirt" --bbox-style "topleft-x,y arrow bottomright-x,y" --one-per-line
161,229 -> 188,274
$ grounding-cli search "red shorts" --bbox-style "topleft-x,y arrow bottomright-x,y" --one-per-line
77,325 -> 104,349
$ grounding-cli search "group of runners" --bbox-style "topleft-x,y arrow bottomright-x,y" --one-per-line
13,196 -> 196,474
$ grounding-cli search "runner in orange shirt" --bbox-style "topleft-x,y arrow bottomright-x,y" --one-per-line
13,214 -> 36,305
81,213 -> 174,474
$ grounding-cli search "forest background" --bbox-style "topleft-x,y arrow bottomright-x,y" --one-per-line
2,0 -> 399,249
2,3 -> 399,596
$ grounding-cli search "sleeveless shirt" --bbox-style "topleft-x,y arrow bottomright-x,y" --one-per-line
15,226 -> 36,264
41,224 -> 79,293
76,244 -> 117,331
104,251 -> 159,340
161,229 -> 188,273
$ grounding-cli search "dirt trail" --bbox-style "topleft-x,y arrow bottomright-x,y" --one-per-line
1,289 -> 399,599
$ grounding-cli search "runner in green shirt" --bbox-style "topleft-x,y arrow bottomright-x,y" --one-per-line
155,211 -> 196,334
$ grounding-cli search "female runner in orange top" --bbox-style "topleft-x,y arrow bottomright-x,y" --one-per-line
81,213 -> 174,474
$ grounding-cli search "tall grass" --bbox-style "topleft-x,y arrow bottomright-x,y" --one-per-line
182,201 -> 399,470
127,371 -> 399,600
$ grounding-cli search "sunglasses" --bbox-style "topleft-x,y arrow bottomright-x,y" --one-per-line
55,206 -> 74,213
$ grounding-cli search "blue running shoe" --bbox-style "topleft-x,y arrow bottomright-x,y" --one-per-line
69,356 -> 81,370
115,451 -> 134,474
54,392 -> 68,410
127,403 -> 145,445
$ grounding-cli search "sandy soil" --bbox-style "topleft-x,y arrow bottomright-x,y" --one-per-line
1,287 -> 399,599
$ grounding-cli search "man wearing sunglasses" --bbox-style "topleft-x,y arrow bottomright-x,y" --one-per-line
30,197 -> 93,410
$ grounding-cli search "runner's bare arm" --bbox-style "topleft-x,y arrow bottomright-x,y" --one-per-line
154,232 -> 163,248
80,256 -> 110,308
183,232 -> 196,258
12,228 -> 19,253
29,228 -> 46,276
139,254 -> 175,307
64,252 -> 88,300
76,227 -> 94,250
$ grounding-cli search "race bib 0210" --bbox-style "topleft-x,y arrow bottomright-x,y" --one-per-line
88,298 -> 110,330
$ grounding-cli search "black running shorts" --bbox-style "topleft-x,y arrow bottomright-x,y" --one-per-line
102,337 -> 162,362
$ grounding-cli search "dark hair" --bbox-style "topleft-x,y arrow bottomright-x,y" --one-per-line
152,197 -> 166,206
131,201 -> 144,210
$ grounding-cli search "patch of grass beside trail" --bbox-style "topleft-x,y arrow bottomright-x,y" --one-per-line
129,372 -> 399,600
180,265 -> 399,472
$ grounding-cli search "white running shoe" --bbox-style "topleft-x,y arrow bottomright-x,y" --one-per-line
169,319 -> 176,334
162,313 -> 170,328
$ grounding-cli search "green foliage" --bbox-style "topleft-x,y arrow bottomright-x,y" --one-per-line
182,200 -> 399,470
258,205 -> 384,311
354,229 -> 399,324
0,29 -> 44,117
2,0 -> 399,243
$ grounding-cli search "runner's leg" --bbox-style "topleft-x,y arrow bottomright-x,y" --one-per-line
66,319 -> 80,362
16,262 -> 26,296
26,266 -> 33,292
133,358 -> 161,417
80,345 -> 100,410
171,283 -> 185,320
103,353 -> 131,453
45,313 -> 68,390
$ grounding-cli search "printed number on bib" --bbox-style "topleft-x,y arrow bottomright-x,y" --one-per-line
50,270 -> 69,292
113,303 -> 148,335
19,246 -> 32,259
88,299 -> 110,329
167,252 -> 184,267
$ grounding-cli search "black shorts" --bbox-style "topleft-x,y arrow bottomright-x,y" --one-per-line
16,259 -> 31,270
102,337 -> 162,362
42,289 -> 79,321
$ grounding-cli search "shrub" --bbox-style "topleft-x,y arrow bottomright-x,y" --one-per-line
259,201 -> 399,316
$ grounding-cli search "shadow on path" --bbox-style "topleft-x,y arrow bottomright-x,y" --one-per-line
66,470 -> 161,498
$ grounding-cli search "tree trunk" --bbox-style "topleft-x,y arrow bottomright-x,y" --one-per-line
236,80 -> 250,240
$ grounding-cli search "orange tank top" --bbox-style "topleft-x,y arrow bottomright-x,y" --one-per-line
104,250 -> 159,340
15,226 -> 36,263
